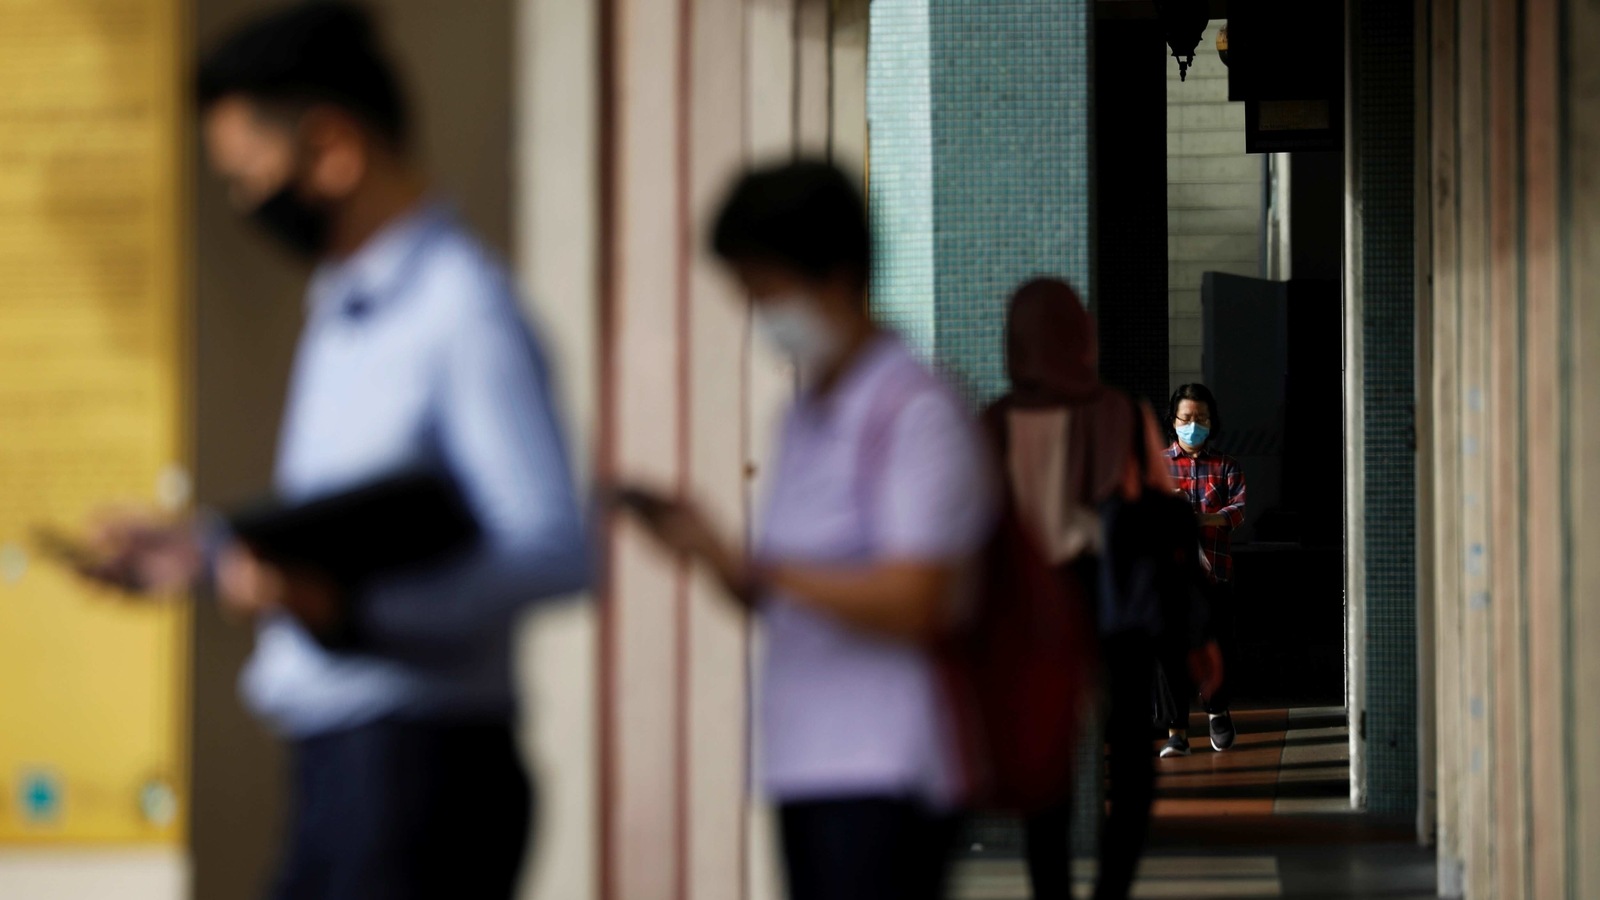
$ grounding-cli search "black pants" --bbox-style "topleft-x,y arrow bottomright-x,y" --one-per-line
270,719 -> 532,900
780,797 -> 960,900
1158,579 -> 1237,729
1023,632 -> 1159,900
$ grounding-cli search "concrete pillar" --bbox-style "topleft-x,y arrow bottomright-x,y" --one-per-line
1347,0 -> 1419,819
1563,0 -> 1600,891
1424,0 -> 1597,895
515,0 -> 599,896
595,1 -> 751,897
1453,0 -> 1494,888
1484,0 -> 1529,893
1425,0 -> 1463,889
590,2 -> 845,898
1522,1 -> 1569,894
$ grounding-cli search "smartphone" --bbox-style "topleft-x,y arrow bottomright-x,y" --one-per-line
31,526 -> 100,570
608,487 -> 674,522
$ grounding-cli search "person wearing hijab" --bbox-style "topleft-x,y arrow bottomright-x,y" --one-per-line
986,279 -> 1199,900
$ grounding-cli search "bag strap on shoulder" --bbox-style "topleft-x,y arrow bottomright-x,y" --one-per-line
853,362 -> 936,536
1127,392 -> 1149,481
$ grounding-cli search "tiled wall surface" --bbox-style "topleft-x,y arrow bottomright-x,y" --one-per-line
1353,0 -> 1419,819
928,0 -> 1092,404
867,0 -> 937,355
870,0 -> 1092,405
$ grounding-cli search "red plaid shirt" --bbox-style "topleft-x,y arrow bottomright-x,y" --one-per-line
1166,443 -> 1247,583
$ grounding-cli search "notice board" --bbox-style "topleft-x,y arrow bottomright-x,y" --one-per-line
0,0 -> 188,844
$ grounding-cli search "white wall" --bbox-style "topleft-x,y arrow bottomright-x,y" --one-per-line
515,0 -> 599,897
1166,22 -> 1263,390
0,851 -> 187,900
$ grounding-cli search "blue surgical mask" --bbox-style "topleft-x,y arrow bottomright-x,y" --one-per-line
1177,422 -> 1210,447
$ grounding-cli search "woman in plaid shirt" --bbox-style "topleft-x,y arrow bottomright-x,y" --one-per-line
1159,383 -> 1247,758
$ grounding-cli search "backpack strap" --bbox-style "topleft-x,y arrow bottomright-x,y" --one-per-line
853,362 -> 937,545
1127,392 -> 1150,481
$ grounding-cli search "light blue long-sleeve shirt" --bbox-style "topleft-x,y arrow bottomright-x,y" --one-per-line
238,203 -> 590,738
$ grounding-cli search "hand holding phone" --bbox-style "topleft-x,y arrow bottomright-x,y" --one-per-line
608,486 -> 676,523
607,483 -> 757,608
32,526 -> 102,572
608,485 -> 719,558
36,512 -> 203,595
32,525 -> 144,593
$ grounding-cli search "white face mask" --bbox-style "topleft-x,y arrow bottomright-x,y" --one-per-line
752,295 -> 840,370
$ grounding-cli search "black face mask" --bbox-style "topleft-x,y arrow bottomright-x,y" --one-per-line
248,179 -> 330,260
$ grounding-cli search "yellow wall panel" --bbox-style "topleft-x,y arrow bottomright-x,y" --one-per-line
0,0 -> 188,845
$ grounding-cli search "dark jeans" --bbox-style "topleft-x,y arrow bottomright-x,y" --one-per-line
779,797 -> 961,900
1024,631 -> 1159,900
270,719 -> 532,900
1158,579 -> 1238,729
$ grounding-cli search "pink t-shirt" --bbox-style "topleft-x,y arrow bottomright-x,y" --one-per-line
754,335 -> 995,806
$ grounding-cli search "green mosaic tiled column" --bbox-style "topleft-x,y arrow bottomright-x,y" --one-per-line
869,0 -> 1096,858
869,0 -> 1093,404
1353,0 -> 1418,814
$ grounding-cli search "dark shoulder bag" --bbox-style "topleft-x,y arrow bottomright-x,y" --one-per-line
1097,394 -> 1205,645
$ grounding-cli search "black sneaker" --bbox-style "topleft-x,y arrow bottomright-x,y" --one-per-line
1160,733 -> 1191,758
1209,711 -> 1237,752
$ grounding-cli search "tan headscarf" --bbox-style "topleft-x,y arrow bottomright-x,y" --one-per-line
1000,279 -> 1141,563
1006,278 -> 1104,408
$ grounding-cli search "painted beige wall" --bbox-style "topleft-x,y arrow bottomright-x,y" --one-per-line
594,2 -> 856,898
601,0 -> 753,896
1563,0 -> 1600,891
742,3 -> 800,892
514,1 -> 600,897
1426,0 -> 1600,896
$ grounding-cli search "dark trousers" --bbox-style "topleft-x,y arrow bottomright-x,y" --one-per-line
779,797 -> 960,900
1023,632 -> 1159,900
270,719 -> 532,900
1158,579 -> 1237,729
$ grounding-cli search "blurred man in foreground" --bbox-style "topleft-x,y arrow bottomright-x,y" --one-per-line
618,162 -> 994,900
76,3 -> 588,897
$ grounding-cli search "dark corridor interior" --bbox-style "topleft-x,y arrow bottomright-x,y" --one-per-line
1095,7 -> 1347,712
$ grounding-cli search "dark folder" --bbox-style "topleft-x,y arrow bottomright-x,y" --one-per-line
227,470 -> 481,586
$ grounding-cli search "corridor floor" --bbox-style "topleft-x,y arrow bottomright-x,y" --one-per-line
947,707 -> 1437,899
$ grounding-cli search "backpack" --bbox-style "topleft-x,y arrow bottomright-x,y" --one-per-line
1097,393 -> 1206,645
857,373 -> 1096,813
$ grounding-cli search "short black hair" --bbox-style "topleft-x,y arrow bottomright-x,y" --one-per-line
711,161 -> 871,289
1168,383 -> 1222,438
196,1 -> 409,146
